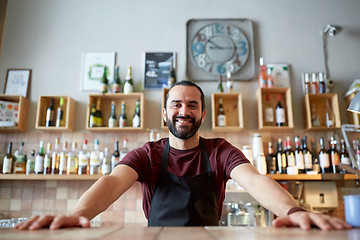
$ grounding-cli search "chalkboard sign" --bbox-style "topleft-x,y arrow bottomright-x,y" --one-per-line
143,52 -> 176,89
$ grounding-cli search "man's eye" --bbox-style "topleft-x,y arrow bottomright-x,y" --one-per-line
172,103 -> 180,108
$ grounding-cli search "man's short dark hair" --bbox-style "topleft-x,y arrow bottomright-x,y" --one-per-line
164,81 -> 206,112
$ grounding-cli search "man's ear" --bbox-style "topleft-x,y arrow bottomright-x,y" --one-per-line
201,110 -> 206,123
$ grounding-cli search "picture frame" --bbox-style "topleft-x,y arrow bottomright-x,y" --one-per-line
4,69 -> 31,98
80,52 -> 116,92
143,52 -> 176,89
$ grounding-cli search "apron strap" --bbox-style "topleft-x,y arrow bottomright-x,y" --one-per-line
160,139 -> 170,171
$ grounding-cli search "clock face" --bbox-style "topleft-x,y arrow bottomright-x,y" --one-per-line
190,23 -> 250,76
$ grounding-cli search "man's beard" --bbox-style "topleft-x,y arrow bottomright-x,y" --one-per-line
166,114 -> 202,140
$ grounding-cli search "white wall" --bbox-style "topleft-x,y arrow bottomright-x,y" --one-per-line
0,0 -> 359,132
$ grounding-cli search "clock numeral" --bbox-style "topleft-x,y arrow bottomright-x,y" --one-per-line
196,54 -> 206,68
208,63 -> 213,73
216,63 -> 226,75
215,24 -> 225,34
196,32 -> 206,42
237,41 -> 248,55
192,42 -> 205,57
227,25 -> 231,35
233,54 -> 241,67
232,28 -> 240,40
205,26 -> 213,37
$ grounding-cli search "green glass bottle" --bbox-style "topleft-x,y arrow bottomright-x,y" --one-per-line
112,65 -> 122,93
108,101 -> 117,128
217,75 -> 224,92
89,104 -> 97,128
99,66 -> 108,94
95,98 -> 103,127
132,99 -> 141,127
123,66 -> 134,94
119,101 -> 127,128
56,97 -> 65,127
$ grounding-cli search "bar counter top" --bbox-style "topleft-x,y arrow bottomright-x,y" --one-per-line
1,225 -> 359,240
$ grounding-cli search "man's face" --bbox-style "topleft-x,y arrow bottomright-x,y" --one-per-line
164,86 -> 206,139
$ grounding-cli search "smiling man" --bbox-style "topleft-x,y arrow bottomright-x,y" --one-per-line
16,81 -> 351,230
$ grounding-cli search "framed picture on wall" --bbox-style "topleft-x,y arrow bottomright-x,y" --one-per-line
143,52 -> 176,89
80,52 -> 116,92
4,69 -> 31,98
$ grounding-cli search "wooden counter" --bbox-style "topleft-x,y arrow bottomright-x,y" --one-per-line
1,225 -> 359,240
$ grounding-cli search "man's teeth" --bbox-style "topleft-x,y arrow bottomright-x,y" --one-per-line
177,119 -> 191,123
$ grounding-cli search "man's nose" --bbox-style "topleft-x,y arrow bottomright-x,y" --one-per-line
178,105 -> 189,116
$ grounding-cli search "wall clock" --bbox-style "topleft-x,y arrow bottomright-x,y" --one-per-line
186,19 -> 255,81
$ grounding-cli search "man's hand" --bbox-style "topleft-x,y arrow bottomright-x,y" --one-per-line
272,211 -> 352,231
15,215 -> 90,230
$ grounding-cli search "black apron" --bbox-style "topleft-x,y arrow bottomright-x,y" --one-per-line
148,138 -> 219,226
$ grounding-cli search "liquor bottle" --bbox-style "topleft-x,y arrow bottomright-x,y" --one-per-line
99,66 -> 108,94
119,100 -> 127,128
123,65 -> 134,94
167,59 -> 176,88
285,136 -> 296,168
311,72 -> 319,94
89,104 -> 97,128
303,73 -> 311,94
325,98 -> 335,128
34,141 -> 45,174
217,97 -> 226,127
225,71 -> 233,93
329,137 -> 340,173
319,137 -> 331,173
51,138 -> 60,174
266,142 -> 277,174
294,136 -> 305,174
2,142 -> 13,174
310,102 -> 321,127
101,147 -> 111,175
45,98 -> 55,127
111,140 -> 120,171
302,136 -> 313,172
67,142 -> 78,175
311,139 -> 320,173
318,72 -> 326,93
56,97 -> 65,127
13,142 -> 27,174
120,138 -> 129,161
340,139 -> 351,174
258,57 -> 267,88
275,94 -> 285,127
266,67 -> 274,88
26,150 -> 36,175
263,94 -> 274,126
276,138 -> 287,174
43,143 -> 52,175
58,141 -> 68,175
217,75 -> 224,93
132,99 -> 141,128
78,139 -> 90,175
112,65 -> 122,93
90,139 -> 101,175
95,98 -> 103,127
108,101 -> 117,128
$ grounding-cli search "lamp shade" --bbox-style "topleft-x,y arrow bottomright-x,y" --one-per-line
348,91 -> 360,114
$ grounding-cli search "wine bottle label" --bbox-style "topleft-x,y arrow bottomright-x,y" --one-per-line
304,153 -> 313,169
133,115 -> 140,127
2,156 -> 13,173
108,118 -> 116,128
78,153 -> 89,167
99,83 -> 108,93
89,116 -> 96,127
264,108 -> 274,122
44,155 -> 51,168
34,155 -> 44,173
295,152 -> 305,170
341,156 -> 351,165
111,156 -> 120,169
112,84 -> 121,93
59,153 -> 66,172
102,164 -> 110,175
319,153 -> 330,168
275,108 -> 285,123
15,154 -> 26,163
90,153 -> 100,166
67,156 -> 77,173
287,154 -> 296,167
119,118 -> 126,128
217,114 -> 226,127
123,82 -> 133,94
120,152 -> 128,161
331,153 -> 340,165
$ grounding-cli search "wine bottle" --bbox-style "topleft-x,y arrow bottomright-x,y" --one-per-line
119,101 -> 127,128
311,139 -> 320,173
340,139 -> 351,174
2,142 -> 13,174
26,150 -> 36,175
43,143 -> 52,175
58,141 -> 68,175
319,137 -> 331,173
303,73 -> 311,94
101,147 -> 111,175
56,97 -> 65,127
120,138 -> 129,161
90,139 -> 101,175
67,142 -> 78,175
275,94 -> 285,127
95,98 -> 103,127
258,57 -> 267,88
45,98 -> 55,127
276,138 -> 287,174
263,94 -> 274,126
123,65 -> 134,94
99,66 -> 108,94
78,139 -> 90,175
34,141 -> 45,174
266,142 -> 277,174
225,71 -> 233,93
13,142 -> 27,174
112,65 -> 122,93
311,72 -> 319,94
89,104 -> 97,128
108,101 -> 117,128
132,98 -> 141,128
329,137 -> 340,173
217,97 -> 226,127
302,136 -> 313,172
217,75 -> 224,92
51,138 -> 60,174
318,72 -> 326,93
294,136 -> 305,174
167,59 -> 176,88
266,67 -> 274,88
111,140 -> 120,171
285,136 -> 296,168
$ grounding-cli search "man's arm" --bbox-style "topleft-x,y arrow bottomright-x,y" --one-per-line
16,165 -> 138,230
230,163 -> 351,230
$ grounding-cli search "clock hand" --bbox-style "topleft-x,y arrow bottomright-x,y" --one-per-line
209,46 -> 235,49
207,39 -> 224,49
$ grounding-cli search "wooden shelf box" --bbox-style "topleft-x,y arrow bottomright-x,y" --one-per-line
0,95 -> 29,132
35,96 -> 75,132
161,87 -> 170,130
303,93 -> 341,130
86,93 -> 144,132
345,91 -> 360,125
211,93 -> 244,131
257,88 -> 294,130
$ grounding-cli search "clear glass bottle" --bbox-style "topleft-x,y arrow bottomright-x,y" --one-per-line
310,102 -> 321,127
67,142 -> 78,175
120,138 -> 129,162
51,138 -> 60,174
123,65 -> 134,94
58,141 -> 68,175
340,139 -> 351,174
263,94 -> 274,126
101,147 -> 111,175
2,142 -> 13,174
43,143 -> 52,175
119,100 -> 127,128
258,57 -> 267,88
303,73 -> 311,94
108,101 -> 117,128
26,150 -> 36,175
99,66 -> 108,94
132,99 -> 141,128
111,140 -> 120,171
217,97 -> 226,127
266,67 -> 274,88
325,98 -> 335,128
90,139 -> 101,175
13,142 -> 27,174
311,72 -> 319,94
112,65 -> 122,93
34,141 -> 45,174
56,97 -> 65,127
226,71 -> 233,93
78,139 -> 90,175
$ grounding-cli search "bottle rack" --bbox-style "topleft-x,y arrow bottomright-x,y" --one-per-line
0,94 -> 29,132
303,93 -> 341,130
86,93 -> 144,132
344,90 -> 360,125
161,88 -> 169,130
211,93 -> 244,131
35,96 -> 75,132
257,88 -> 294,130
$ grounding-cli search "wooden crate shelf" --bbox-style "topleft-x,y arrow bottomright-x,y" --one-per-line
211,93 -> 244,131
257,88 -> 294,130
35,96 -> 75,132
0,95 -> 29,132
86,93 -> 144,132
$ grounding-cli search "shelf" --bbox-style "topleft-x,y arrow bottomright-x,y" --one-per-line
86,93 -> 144,131
268,173 -> 357,181
211,92 -> 244,131
0,174 -> 101,180
0,95 -> 29,132
35,96 -> 75,132
257,88 -> 294,130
